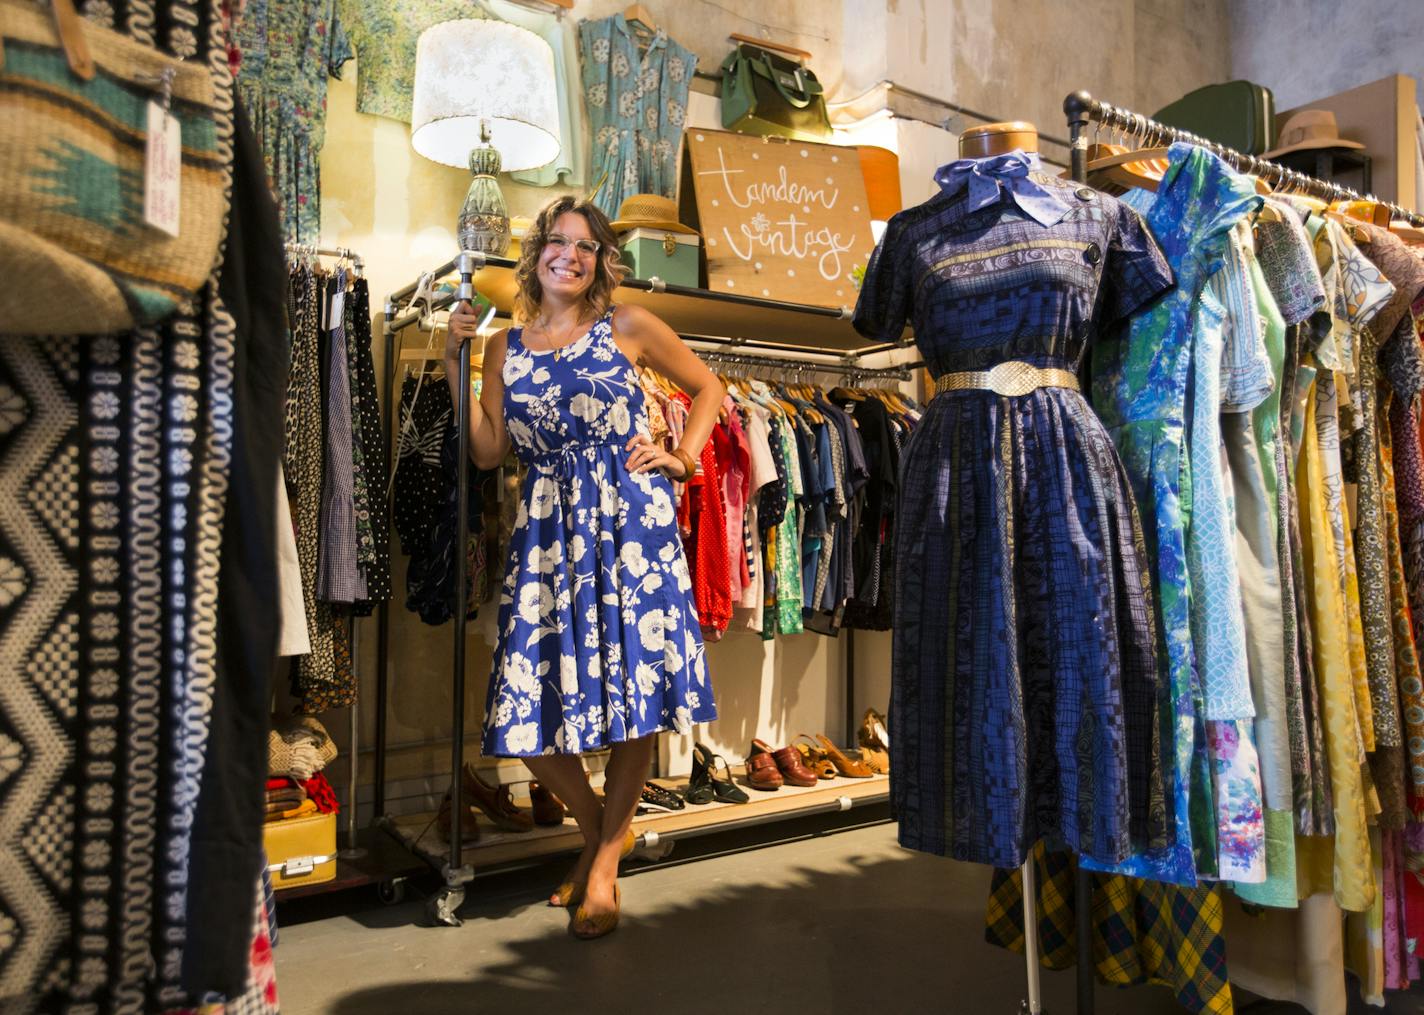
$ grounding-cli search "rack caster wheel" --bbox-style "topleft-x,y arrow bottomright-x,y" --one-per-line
376,878 -> 407,905
427,886 -> 465,927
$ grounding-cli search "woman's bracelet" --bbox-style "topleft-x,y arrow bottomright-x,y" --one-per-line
671,447 -> 697,481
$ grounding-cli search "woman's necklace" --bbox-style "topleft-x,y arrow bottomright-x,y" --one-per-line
531,311 -> 589,360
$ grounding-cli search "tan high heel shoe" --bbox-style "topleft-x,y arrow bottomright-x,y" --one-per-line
815,734 -> 874,778
549,828 -> 637,908
571,884 -> 621,940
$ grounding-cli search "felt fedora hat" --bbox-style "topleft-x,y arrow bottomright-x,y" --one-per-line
609,193 -> 699,235
1264,109 -> 1365,158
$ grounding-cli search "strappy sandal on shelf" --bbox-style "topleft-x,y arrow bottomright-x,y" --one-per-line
571,885 -> 621,940
792,735 -> 837,780
857,708 -> 891,775
815,733 -> 874,779
708,749 -> 749,804
548,829 -> 637,908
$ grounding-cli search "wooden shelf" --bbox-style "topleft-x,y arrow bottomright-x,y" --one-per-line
386,769 -> 891,870
467,257 -> 899,352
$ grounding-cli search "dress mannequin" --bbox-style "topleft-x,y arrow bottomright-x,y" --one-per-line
959,121 -> 1039,158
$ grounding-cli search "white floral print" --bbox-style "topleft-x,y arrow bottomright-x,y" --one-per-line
580,15 -> 696,215
482,313 -> 714,756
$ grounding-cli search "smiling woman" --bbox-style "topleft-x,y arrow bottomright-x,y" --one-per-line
443,195 -> 725,941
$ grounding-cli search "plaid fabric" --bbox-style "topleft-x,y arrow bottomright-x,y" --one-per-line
987,844 -> 1234,1013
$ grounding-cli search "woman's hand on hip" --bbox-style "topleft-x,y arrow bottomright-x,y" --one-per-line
625,435 -> 683,478
444,301 -> 484,363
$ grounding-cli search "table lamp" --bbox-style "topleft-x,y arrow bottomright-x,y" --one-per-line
411,19 -> 560,256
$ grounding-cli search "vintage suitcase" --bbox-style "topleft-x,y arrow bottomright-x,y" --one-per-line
618,227 -> 700,287
1153,80 -> 1275,155
263,810 -> 337,890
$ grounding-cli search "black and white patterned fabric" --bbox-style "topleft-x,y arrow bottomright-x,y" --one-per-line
0,0 -> 274,1008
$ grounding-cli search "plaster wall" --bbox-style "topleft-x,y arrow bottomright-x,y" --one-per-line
1228,0 -> 1424,113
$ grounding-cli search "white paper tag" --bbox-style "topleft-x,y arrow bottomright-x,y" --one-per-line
144,100 -> 181,237
329,289 -> 345,330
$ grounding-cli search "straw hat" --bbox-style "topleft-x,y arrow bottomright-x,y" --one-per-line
609,193 -> 699,235
1264,109 -> 1365,158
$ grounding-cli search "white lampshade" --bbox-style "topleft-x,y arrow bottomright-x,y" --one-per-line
411,19 -> 560,172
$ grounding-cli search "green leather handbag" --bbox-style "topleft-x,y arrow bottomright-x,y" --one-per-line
719,42 -> 831,141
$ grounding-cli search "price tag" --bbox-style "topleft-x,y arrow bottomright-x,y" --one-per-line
329,288 -> 345,330
144,100 -> 180,236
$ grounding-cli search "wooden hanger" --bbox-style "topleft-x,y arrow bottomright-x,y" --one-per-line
1085,145 -> 1171,193
1388,220 -> 1424,245
623,3 -> 656,34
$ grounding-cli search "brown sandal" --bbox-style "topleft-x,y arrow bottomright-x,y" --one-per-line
815,734 -> 874,778
792,735 -> 837,780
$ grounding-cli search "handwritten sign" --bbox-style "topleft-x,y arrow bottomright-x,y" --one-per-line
678,129 -> 875,308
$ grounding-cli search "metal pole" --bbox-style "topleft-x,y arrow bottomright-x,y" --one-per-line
1063,91 -> 1096,1015
448,251 -> 478,875
1021,856 -> 1043,1014
375,300 -> 397,821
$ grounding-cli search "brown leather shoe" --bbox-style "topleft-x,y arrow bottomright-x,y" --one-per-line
436,791 -> 482,844
769,743 -> 818,787
530,781 -> 566,827
462,763 -> 534,832
745,750 -> 783,791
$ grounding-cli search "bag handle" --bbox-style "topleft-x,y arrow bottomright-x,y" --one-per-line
49,0 -> 95,80
741,47 -> 819,108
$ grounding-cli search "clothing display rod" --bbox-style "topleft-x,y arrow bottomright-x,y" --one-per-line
1063,91 -> 1424,226
284,241 -> 367,274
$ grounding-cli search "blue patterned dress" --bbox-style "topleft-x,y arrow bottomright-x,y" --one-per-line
854,157 -> 1175,869
578,13 -> 695,215
482,311 -> 716,757
1085,144 -> 1263,884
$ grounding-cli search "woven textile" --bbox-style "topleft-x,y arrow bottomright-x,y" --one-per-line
986,844 -> 1233,1014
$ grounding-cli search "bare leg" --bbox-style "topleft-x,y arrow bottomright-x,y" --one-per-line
575,735 -> 655,929
523,755 -> 602,904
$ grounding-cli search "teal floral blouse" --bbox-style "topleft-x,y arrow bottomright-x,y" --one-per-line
578,13 -> 695,215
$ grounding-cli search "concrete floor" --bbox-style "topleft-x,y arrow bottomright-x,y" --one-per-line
274,823 -> 1204,1014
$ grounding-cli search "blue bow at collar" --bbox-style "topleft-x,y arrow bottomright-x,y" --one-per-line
933,150 -> 1073,227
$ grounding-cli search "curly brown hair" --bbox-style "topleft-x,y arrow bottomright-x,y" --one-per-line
513,196 -> 628,325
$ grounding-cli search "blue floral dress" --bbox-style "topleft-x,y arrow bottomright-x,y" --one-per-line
482,311 -> 716,756
1086,144 -> 1263,884
578,13 -> 695,215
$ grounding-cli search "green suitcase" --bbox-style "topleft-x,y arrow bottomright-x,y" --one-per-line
1152,80 -> 1275,155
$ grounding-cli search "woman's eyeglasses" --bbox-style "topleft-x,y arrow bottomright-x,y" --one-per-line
546,233 -> 601,257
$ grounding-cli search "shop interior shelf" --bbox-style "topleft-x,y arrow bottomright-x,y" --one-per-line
460,256 -> 907,352
383,768 -> 891,873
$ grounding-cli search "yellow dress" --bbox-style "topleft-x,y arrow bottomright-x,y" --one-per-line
1293,365 -> 1375,912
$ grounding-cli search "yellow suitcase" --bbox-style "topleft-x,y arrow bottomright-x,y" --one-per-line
263,811 -> 337,889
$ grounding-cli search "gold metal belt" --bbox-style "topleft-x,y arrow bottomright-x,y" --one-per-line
932,361 -> 1080,398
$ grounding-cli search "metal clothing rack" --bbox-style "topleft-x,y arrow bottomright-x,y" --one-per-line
368,250 -> 909,926
1047,87 -> 1424,1015
283,241 -> 367,274
1063,90 -> 1424,226
280,239 -> 370,867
